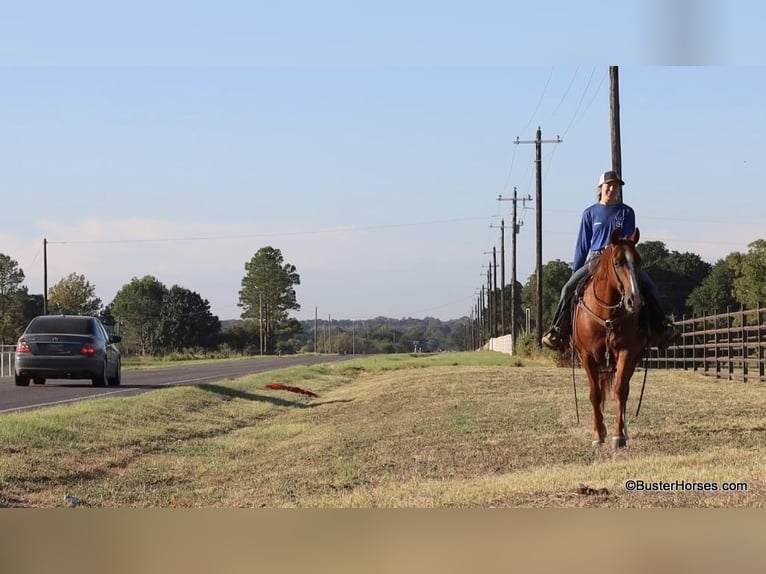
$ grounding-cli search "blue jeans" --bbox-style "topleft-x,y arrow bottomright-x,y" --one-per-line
549,259 -> 662,332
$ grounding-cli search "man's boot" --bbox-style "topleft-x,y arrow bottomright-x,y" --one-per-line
542,327 -> 564,350
542,307 -> 571,351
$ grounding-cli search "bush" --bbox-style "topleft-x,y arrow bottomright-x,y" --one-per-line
515,331 -> 539,357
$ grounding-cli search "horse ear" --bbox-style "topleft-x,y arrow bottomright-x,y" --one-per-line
610,228 -> 621,244
630,227 -> 640,244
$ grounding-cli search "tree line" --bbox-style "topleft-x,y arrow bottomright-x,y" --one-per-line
3,237 -> 761,355
516,238 -> 766,337
0,246 -> 302,356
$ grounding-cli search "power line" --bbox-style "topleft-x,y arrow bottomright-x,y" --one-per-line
46,214 -> 499,245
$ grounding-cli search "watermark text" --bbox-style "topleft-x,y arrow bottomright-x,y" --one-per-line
625,479 -> 748,492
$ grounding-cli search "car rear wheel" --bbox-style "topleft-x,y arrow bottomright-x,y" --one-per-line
92,363 -> 107,387
15,375 -> 30,386
107,360 -> 121,387
33,377 -> 46,385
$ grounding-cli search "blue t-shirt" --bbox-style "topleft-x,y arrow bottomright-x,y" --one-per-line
572,202 -> 636,270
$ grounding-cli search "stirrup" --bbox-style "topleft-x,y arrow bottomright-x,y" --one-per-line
542,328 -> 565,351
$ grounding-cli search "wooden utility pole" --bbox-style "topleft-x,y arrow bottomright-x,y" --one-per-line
500,220 -> 506,335
498,187 -> 532,348
479,286 -> 485,347
490,219 -> 511,336
515,127 -> 561,347
491,248 -> 497,337
482,250 -> 498,337
485,267 -> 493,338
610,66 -> 623,201
43,238 -> 48,315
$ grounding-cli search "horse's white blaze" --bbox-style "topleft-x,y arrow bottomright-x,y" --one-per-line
625,251 -> 642,309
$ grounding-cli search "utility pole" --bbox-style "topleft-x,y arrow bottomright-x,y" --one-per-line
43,238 -> 48,315
497,187 -> 533,346
490,219 -> 512,336
480,268 -> 492,339
314,307 -> 318,354
482,250 -> 498,338
478,287 -> 484,347
487,267 -> 493,338
609,65 -> 623,202
259,294 -> 264,356
515,127 -> 561,347
491,247 -> 497,338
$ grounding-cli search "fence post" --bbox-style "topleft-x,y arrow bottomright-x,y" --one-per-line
739,305 -> 747,383
727,306 -> 733,380
713,310 -> 719,379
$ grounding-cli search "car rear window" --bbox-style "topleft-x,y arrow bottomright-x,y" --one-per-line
26,317 -> 95,335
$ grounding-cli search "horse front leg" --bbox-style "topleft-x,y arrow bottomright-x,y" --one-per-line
583,356 -> 607,445
611,353 -> 636,449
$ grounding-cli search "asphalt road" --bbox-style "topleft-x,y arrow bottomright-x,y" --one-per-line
0,354 -> 353,415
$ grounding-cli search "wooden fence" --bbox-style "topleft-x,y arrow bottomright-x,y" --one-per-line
643,304 -> 766,382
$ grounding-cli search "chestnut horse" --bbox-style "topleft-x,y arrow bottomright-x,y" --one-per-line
571,228 -> 648,448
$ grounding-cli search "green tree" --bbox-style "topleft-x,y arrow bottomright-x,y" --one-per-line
111,275 -> 167,355
157,286 -> 221,352
729,239 -> 766,309
521,260 -> 572,332
47,272 -> 103,316
220,320 -> 261,354
638,241 -> 711,318
0,254 -> 30,345
636,240 -> 669,270
238,246 -> 301,354
686,258 -> 737,316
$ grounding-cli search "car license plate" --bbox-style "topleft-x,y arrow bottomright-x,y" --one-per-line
46,343 -> 64,353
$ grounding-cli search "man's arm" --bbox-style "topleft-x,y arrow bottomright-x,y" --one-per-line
572,209 -> 592,270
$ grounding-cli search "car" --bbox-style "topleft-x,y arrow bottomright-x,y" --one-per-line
14,315 -> 122,387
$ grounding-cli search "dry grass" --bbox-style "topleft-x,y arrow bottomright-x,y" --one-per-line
0,352 -> 764,507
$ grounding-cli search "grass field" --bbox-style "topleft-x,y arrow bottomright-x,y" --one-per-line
0,351 -> 764,507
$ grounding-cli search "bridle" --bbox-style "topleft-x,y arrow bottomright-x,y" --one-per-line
577,244 -> 639,324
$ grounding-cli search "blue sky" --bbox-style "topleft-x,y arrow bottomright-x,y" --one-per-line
1,2 -> 765,322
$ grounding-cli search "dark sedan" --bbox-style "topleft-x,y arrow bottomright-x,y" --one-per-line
14,315 -> 122,387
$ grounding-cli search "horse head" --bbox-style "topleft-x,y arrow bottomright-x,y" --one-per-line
606,227 -> 642,314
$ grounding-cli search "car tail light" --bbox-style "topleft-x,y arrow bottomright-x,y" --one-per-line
80,339 -> 96,356
16,338 -> 31,353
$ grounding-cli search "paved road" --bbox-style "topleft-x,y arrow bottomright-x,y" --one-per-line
0,355 -> 353,415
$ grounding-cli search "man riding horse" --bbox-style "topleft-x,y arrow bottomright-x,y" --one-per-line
541,170 -> 681,351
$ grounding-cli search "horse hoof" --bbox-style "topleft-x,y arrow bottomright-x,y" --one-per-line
611,436 -> 627,449
592,439 -> 605,446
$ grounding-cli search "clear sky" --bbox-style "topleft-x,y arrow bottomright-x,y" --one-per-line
1,2 -> 764,323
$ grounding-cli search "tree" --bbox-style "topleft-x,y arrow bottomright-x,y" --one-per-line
156,285 -> 221,352
111,276 -> 167,355
521,260 -> 572,332
220,320 -> 261,354
636,240 -> 669,270
0,254 -> 30,345
686,258 -> 737,316
238,246 -> 301,354
729,239 -> 766,309
638,241 -> 711,318
47,272 -> 103,316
